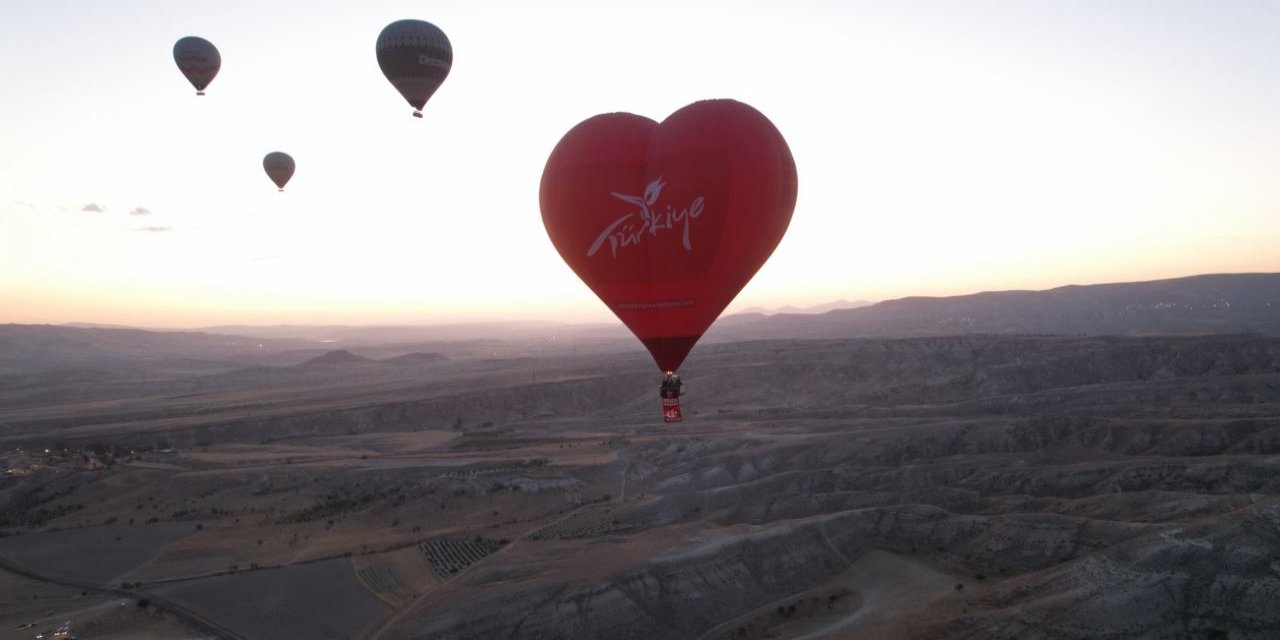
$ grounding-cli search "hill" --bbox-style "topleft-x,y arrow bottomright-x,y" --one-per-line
293,350 -> 374,368
707,272 -> 1280,341
195,321 -> 588,346
735,299 -> 874,315
0,324 -> 315,377
383,352 -> 449,365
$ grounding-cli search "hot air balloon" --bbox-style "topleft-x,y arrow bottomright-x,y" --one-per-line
540,100 -> 798,423
376,19 -> 452,118
263,152 -> 295,191
173,36 -> 221,95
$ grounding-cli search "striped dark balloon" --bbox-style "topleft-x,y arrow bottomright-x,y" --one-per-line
376,19 -> 452,118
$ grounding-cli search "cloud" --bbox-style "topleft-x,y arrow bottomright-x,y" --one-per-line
129,207 -> 152,216
82,203 -> 105,213
136,226 -> 172,233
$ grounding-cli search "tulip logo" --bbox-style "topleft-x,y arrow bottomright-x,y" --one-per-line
587,177 -> 705,258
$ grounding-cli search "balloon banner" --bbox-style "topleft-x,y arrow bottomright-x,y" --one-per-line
661,386 -> 683,423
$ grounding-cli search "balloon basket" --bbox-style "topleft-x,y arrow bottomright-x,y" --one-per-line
412,111 -> 423,118
196,91 -> 205,96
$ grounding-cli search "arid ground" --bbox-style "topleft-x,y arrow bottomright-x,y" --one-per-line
2,333 -> 1279,639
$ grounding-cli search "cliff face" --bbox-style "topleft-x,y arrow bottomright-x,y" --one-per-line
396,501 -> 1280,639
376,337 -> 1280,640
381,355 -> 1280,634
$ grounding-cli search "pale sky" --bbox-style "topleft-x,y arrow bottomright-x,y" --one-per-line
2,0 -> 1278,327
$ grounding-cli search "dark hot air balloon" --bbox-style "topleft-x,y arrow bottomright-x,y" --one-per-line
263,152 -> 295,191
540,100 -> 797,422
376,19 -> 452,118
173,36 -> 220,95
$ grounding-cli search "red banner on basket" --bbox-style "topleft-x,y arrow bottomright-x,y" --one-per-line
661,386 -> 683,423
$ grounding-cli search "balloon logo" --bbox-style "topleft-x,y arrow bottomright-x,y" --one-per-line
376,19 -> 452,118
173,36 -> 221,96
540,100 -> 797,376
263,152 -> 296,191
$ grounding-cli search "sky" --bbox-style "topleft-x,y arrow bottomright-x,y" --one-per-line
2,0 -> 1278,328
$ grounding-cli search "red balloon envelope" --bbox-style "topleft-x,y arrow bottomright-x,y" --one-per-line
540,99 -> 797,374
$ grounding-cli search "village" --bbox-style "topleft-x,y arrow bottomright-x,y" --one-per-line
3,444 -> 185,476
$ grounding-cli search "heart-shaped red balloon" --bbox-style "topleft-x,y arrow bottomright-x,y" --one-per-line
540,100 -> 797,372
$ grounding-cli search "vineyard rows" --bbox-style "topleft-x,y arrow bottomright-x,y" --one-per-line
357,562 -> 400,593
418,536 -> 503,579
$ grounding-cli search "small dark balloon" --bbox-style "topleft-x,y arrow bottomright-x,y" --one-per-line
263,152 -> 295,191
173,36 -> 221,95
376,19 -> 452,117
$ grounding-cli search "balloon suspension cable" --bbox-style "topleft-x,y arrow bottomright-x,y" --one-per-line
412,111 -> 423,119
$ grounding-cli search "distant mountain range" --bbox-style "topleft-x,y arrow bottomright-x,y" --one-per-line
705,273 -> 1280,341
0,324 -> 314,377
195,321 -> 579,345
734,299 -> 874,315
3,272 -> 1276,379
291,349 -> 448,368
